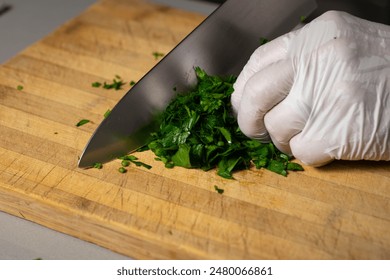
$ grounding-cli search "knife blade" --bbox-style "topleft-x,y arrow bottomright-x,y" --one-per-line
78,0 -> 317,168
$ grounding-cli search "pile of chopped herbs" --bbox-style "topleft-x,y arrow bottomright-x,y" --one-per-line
146,67 -> 303,179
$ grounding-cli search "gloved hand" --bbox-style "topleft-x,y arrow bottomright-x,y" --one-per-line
232,11 -> 390,166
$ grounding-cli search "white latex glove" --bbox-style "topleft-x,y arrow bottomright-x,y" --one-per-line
232,11 -> 390,166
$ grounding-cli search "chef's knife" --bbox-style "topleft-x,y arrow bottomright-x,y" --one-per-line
78,0 -> 317,168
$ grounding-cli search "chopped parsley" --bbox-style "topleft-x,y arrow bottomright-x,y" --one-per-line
117,155 -> 152,173
214,185 -> 224,194
104,109 -> 111,118
145,67 -> 303,179
103,79 -> 125,90
17,85 -> 24,91
90,68 -> 303,181
93,162 -> 103,169
92,82 -> 102,88
76,119 -> 90,127
152,52 -> 165,60
92,75 -> 125,90
118,167 -> 127,173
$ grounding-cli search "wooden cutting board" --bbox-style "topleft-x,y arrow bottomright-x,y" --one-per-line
0,0 -> 389,259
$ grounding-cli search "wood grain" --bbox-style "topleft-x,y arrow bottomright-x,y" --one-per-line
0,0 -> 389,259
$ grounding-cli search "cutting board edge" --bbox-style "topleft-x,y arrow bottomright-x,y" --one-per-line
0,185 -> 209,260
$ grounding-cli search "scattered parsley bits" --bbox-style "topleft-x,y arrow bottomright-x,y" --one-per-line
133,161 -> 152,170
17,85 -> 24,91
152,51 -> 165,60
92,82 -> 102,88
93,162 -> 103,169
76,119 -> 90,127
103,79 -> 125,90
129,80 -> 136,86
145,67 -> 303,179
118,155 -> 152,170
92,75 -> 125,90
104,109 -> 111,118
118,167 -> 127,173
287,162 -> 305,171
214,185 -> 224,194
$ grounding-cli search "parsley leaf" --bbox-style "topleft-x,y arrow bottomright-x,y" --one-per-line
76,119 -> 90,127
118,155 -> 152,170
103,79 -> 125,90
214,185 -> 224,194
104,109 -> 111,118
152,52 -> 165,60
93,163 -> 103,169
259,37 -> 269,46
92,82 -> 102,88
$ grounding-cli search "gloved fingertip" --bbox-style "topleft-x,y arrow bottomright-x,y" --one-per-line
290,135 -> 334,167
269,133 -> 292,156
